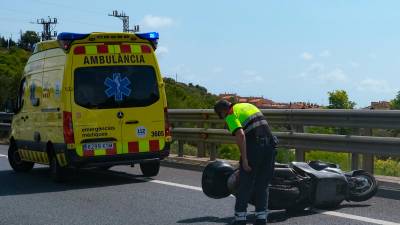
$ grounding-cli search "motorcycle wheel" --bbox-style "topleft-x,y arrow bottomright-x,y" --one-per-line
348,171 -> 378,202
202,160 -> 235,199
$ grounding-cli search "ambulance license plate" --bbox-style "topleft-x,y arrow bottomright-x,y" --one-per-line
83,142 -> 114,151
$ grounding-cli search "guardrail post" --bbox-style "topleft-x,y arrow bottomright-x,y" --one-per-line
209,123 -> 217,161
294,125 -> 306,162
178,140 -> 184,157
362,154 -> 374,174
174,121 -> 184,157
360,128 -> 374,173
351,153 -> 359,170
351,129 -> 359,170
197,122 -> 206,157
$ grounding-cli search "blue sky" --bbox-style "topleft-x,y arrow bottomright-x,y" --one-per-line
1,0 -> 400,107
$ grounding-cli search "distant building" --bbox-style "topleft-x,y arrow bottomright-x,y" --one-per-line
218,93 -> 320,109
370,101 -> 390,110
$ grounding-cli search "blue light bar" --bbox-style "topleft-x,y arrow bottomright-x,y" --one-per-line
136,32 -> 159,41
57,32 -> 90,41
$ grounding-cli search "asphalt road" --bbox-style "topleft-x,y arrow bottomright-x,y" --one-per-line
0,144 -> 399,225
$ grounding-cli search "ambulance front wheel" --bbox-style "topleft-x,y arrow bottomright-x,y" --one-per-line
8,141 -> 34,172
140,160 -> 160,177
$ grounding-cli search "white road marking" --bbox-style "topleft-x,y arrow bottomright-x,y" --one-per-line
149,179 -> 202,191
0,154 -> 7,158
149,178 -> 400,225
319,210 -> 400,225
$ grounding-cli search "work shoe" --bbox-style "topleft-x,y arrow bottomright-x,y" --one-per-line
254,219 -> 266,225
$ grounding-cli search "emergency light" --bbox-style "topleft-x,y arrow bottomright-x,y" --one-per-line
57,32 -> 90,50
57,32 -> 90,41
136,32 -> 159,41
136,32 -> 159,49
57,32 -> 159,50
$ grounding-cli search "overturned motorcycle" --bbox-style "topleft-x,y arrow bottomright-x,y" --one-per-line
202,160 -> 378,211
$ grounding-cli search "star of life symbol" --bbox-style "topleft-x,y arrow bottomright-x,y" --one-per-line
104,73 -> 132,101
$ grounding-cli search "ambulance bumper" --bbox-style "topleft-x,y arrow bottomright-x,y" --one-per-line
65,143 -> 170,168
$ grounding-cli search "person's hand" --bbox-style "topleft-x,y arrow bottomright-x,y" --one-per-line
242,159 -> 252,172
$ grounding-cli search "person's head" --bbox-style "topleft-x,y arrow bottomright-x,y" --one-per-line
214,99 -> 232,119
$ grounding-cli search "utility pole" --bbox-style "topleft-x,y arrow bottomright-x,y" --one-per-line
7,34 -> 12,49
108,10 -> 139,33
36,17 -> 58,41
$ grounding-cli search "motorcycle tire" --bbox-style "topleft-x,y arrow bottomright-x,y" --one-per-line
202,160 -> 235,199
348,171 -> 378,202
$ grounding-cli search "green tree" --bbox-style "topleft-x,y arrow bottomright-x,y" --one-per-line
327,90 -> 356,135
0,36 -> 7,48
328,90 -> 356,109
18,31 -> 40,50
0,47 -> 31,109
390,91 -> 400,109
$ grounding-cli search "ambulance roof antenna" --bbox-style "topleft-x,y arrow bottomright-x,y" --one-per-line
35,17 -> 58,41
108,10 -> 139,33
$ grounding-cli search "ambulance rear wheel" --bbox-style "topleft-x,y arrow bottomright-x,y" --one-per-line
140,160 -> 160,177
8,142 -> 34,172
49,153 -> 66,182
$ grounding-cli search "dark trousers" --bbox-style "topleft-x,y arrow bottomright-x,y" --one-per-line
235,135 -> 275,213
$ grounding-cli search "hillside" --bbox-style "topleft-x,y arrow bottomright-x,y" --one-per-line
164,77 -> 218,109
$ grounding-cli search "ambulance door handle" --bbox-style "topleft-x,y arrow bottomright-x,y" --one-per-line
125,120 -> 139,125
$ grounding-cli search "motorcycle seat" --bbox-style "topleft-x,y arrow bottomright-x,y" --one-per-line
308,160 -> 338,171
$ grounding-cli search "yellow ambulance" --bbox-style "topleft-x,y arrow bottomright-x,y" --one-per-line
8,32 -> 171,181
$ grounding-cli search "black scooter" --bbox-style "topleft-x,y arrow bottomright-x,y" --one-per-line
202,160 -> 378,211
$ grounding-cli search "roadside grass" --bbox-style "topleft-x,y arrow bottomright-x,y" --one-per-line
170,141 -> 400,177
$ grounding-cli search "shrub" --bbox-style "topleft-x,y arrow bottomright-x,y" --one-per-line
275,148 -> 295,163
375,158 -> 400,177
306,150 -> 350,171
218,144 -> 240,160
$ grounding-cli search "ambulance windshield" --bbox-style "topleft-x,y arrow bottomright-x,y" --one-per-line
74,66 -> 159,109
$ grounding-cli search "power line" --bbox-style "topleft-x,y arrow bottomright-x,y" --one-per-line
108,10 -> 139,33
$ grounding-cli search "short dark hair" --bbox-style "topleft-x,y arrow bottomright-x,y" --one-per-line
214,99 -> 231,119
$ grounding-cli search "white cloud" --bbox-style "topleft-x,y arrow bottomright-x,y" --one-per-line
318,68 -> 348,82
300,52 -> 313,60
296,63 -> 325,78
212,67 -> 224,73
242,70 -> 258,76
357,78 -> 394,93
319,50 -> 331,57
297,63 -> 348,83
247,75 -> 264,82
171,64 -> 197,82
237,70 -> 264,84
156,46 -> 168,56
141,15 -> 174,29
350,61 -> 360,68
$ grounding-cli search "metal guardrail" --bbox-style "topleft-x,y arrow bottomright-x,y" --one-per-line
169,109 -> 400,173
2,109 -> 400,173
169,109 -> 400,129
0,112 -> 12,132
